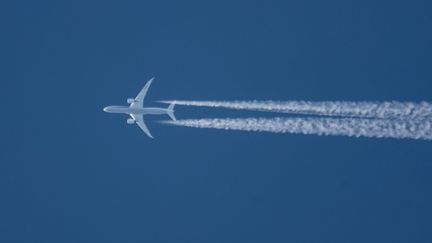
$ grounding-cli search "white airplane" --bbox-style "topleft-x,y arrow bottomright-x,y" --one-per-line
103,77 -> 176,138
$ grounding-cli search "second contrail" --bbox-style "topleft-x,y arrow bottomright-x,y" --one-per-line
161,117 -> 432,140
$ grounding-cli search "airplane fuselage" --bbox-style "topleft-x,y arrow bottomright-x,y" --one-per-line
103,106 -> 169,115
103,77 -> 176,138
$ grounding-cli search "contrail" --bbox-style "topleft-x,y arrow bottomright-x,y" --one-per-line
161,117 -> 432,140
159,100 -> 432,119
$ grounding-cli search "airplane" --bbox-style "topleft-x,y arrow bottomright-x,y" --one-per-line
103,77 -> 176,138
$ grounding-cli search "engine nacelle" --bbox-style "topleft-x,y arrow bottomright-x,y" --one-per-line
127,118 -> 135,124
127,98 -> 136,104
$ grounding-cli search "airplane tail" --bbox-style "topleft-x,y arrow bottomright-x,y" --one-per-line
167,101 -> 176,121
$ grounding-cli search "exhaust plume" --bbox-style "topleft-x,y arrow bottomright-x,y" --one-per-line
159,100 -> 432,120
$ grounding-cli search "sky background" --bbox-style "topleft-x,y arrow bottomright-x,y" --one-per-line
2,0 -> 432,242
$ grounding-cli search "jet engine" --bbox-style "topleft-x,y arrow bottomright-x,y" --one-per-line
127,118 -> 135,124
127,98 -> 136,104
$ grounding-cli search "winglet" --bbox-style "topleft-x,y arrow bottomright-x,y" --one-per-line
167,101 -> 176,121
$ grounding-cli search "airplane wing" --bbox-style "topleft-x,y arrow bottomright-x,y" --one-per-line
130,77 -> 154,108
130,114 -> 153,138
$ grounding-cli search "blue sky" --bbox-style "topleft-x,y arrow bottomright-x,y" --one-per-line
2,1 -> 432,242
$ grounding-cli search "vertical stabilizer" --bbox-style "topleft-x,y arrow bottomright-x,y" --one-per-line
167,101 -> 176,121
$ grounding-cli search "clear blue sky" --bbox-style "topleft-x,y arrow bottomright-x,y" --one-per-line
2,1 -> 432,242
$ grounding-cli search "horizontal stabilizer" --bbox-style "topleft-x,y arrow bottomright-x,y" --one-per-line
167,101 -> 176,121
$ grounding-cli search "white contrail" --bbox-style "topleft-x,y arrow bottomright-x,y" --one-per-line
161,117 -> 432,140
159,100 -> 432,119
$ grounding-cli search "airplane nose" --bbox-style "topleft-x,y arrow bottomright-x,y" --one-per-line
103,107 -> 109,112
